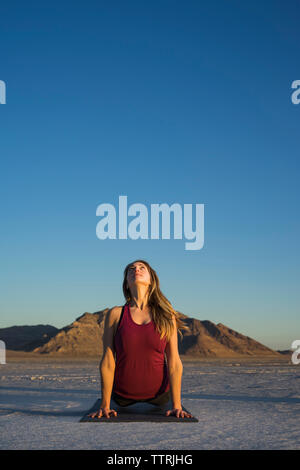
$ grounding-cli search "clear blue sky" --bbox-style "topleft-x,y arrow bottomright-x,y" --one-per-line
1,0 -> 299,350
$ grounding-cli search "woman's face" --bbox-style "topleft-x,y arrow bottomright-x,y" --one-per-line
126,262 -> 151,290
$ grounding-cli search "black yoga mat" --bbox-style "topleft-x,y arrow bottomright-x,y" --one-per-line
80,398 -> 198,423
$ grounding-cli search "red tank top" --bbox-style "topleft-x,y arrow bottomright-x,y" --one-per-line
112,302 -> 170,399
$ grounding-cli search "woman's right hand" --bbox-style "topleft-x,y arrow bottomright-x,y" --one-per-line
88,406 -> 117,419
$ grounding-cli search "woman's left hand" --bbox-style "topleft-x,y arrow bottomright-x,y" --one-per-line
165,407 -> 193,418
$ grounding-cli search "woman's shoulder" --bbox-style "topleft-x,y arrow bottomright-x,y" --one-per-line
107,305 -> 125,330
110,305 -> 124,318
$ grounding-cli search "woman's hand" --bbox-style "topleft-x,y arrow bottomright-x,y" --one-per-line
88,406 -> 117,419
165,407 -> 193,418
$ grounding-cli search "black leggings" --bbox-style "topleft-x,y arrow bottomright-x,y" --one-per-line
111,389 -> 170,407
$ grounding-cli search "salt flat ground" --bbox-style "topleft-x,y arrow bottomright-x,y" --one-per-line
0,354 -> 299,450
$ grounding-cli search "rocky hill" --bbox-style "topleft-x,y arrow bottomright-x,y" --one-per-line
177,314 -> 279,357
25,308 -> 280,357
32,309 -> 109,356
0,324 -> 59,351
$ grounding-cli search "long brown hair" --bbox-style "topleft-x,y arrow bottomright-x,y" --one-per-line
122,259 -> 189,343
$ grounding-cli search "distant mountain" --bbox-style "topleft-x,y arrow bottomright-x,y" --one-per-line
0,324 -> 59,351
177,315 -> 280,357
32,309 -> 108,355
277,350 -> 292,355
25,308 -> 281,357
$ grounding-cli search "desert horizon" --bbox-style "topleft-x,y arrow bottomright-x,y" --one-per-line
0,306 -> 289,358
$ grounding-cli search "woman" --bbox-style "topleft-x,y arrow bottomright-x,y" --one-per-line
89,259 -> 192,419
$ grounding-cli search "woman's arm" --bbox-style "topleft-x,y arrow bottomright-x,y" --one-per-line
100,362 -> 115,407
168,362 -> 183,408
99,307 -> 118,406
165,315 -> 184,408
88,307 -> 118,418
